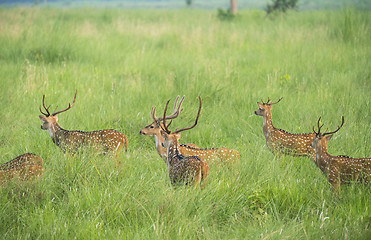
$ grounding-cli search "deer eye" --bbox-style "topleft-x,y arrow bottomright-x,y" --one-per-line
150,125 -> 154,129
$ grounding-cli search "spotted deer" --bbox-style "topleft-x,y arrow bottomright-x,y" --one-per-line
311,116 -> 370,191
0,153 -> 44,184
39,91 -> 128,163
140,96 -> 240,165
159,97 -> 209,188
255,97 -> 316,160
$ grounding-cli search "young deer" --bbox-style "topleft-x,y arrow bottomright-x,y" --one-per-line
255,97 -> 316,160
140,96 -> 199,161
0,153 -> 44,184
311,116 -> 370,191
140,96 -> 240,165
160,97 -> 209,188
39,91 -> 128,163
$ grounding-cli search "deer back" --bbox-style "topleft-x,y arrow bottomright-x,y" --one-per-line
60,129 -> 128,155
0,153 -> 44,184
179,145 -> 240,165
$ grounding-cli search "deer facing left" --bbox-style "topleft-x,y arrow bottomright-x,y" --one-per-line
39,91 -> 128,163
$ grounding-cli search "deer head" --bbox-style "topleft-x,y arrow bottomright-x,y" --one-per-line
160,96 -> 202,149
39,90 -> 77,132
254,97 -> 283,116
311,116 -> 345,149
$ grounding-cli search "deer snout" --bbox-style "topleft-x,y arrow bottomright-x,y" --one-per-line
254,110 -> 259,115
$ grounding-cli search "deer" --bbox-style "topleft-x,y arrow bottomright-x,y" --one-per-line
0,153 -> 44,184
255,97 -> 316,160
159,96 -> 209,188
311,116 -> 370,192
39,90 -> 128,164
140,96 -> 240,165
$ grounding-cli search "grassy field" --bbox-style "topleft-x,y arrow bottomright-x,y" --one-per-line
0,7 -> 370,239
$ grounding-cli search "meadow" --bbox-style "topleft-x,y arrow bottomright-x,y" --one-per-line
0,7 -> 370,239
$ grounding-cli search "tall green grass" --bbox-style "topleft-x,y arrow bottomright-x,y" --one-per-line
0,7 -> 370,239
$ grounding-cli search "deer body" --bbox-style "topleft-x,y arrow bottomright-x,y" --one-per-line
163,134 -> 209,187
39,91 -> 128,160
0,153 -> 44,184
179,145 -> 240,165
255,98 -> 315,160
159,97 -> 209,188
311,117 -> 371,190
140,96 -> 239,165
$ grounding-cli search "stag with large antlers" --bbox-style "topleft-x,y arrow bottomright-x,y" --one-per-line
140,96 -> 239,165
159,97 -> 209,187
39,91 -> 128,163
0,153 -> 44,184
311,116 -> 370,191
255,97 -> 316,160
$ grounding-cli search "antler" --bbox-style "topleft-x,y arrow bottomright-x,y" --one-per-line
39,95 -> 51,117
173,96 -> 202,134
160,97 -> 202,135
260,97 -> 283,105
323,116 -> 345,136
151,95 -> 185,122
51,90 -> 77,116
313,117 -> 324,135
270,97 -> 283,105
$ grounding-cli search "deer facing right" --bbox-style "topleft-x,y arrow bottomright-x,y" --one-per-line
311,116 -> 371,191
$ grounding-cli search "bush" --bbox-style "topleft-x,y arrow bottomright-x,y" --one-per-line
266,0 -> 298,15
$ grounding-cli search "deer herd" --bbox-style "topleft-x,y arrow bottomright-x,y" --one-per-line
0,92 -> 369,193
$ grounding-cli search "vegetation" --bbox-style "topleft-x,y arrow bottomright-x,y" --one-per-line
266,0 -> 298,15
0,7 -> 370,239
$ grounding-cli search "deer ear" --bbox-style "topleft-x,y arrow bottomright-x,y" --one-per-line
326,135 -> 333,141
39,115 -> 45,120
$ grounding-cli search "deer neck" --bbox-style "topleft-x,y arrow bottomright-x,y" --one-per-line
48,122 -> 65,146
314,144 -> 331,173
154,134 -> 167,160
262,111 -> 275,134
166,141 -> 182,166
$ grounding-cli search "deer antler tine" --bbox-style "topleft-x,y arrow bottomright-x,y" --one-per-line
173,96 -> 180,112
312,126 -> 317,134
271,97 -> 283,105
41,94 -> 51,116
151,106 -> 158,122
167,120 -> 173,128
161,99 -> 171,134
323,116 -> 345,136
39,106 -> 48,116
161,95 -> 186,120
52,90 -> 77,116
173,96 -> 202,134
